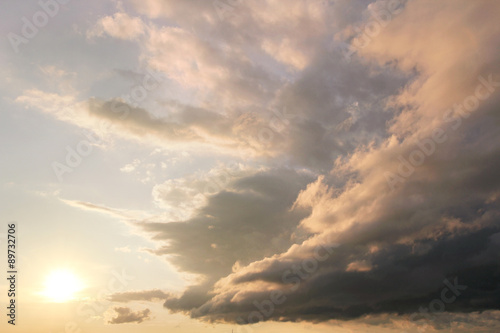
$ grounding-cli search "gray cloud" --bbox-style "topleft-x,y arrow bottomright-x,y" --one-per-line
108,289 -> 170,303
138,168 -> 314,312
108,307 -> 151,324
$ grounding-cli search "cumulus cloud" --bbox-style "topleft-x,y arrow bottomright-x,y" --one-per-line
137,168 -> 314,312
142,169 -> 314,276
88,12 -> 146,40
107,307 -> 151,324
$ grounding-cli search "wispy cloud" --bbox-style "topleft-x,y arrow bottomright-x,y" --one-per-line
108,289 -> 169,303
59,199 -> 150,220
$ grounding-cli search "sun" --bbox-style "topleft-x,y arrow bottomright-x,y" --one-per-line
41,269 -> 84,302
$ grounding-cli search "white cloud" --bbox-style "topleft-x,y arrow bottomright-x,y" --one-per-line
88,12 -> 146,40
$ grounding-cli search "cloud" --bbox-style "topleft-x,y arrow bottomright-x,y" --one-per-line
107,307 -> 151,324
131,0 -> 367,70
15,89 -> 77,121
137,168 -> 314,312
108,289 -> 169,303
151,162 -> 258,220
122,0 -> 500,327
16,2 -> 406,171
142,168 -> 314,278
190,227 -> 500,323
18,55 -> 407,170
88,12 -> 146,40
120,159 -> 141,173
60,199 -> 149,220
143,25 -> 282,111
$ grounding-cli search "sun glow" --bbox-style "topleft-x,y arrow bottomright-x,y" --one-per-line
41,269 -> 84,302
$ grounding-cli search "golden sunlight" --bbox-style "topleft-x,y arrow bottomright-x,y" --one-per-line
41,269 -> 84,302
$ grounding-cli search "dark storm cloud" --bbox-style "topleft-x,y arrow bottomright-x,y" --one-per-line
99,0 -> 500,329
191,227 -> 500,323
137,168 -> 314,312
140,168 -> 314,276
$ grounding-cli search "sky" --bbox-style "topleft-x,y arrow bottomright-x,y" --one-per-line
1,0 -> 500,332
